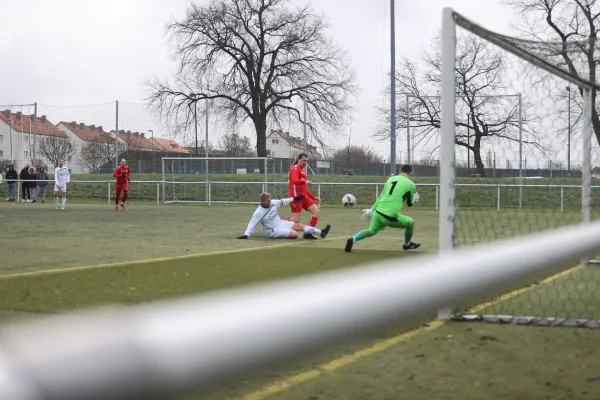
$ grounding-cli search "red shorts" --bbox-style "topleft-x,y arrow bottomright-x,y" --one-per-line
116,183 -> 128,193
290,196 -> 315,213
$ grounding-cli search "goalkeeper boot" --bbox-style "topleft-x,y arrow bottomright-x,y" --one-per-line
402,241 -> 421,251
319,224 -> 331,239
303,233 -> 317,240
345,238 -> 354,253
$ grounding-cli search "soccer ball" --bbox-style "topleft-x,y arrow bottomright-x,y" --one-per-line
342,194 -> 356,207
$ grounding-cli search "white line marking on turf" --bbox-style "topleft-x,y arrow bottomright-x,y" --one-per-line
0,236 -> 347,280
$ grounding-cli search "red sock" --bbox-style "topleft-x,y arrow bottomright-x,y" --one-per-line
122,191 -> 128,203
115,193 -> 120,206
309,216 -> 318,227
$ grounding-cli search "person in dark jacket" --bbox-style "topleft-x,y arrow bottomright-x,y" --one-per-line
5,165 -> 18,202
19,164 -> 30,202
28,167 -> 38,203
36,167 -> 49,203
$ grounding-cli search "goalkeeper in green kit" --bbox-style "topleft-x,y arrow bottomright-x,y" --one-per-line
345,165 -> 420,252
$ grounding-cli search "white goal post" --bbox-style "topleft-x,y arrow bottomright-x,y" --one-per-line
160,157 -> 275,205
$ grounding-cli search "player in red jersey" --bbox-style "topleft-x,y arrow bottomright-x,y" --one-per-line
113,158 -> 130,210
288,152 -> 323,239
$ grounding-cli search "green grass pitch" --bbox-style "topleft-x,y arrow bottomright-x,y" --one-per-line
1,190 -> 600,399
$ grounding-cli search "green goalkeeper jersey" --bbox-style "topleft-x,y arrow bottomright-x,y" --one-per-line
372,174 -> 416,216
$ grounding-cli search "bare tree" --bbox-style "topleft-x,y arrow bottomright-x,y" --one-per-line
382,35 -> 543,176
147,0 -> 355,157
218,133 -> 254,156
37,136 -> 77,168
78,135 -> 114,173
504,0 -> 600,145
331,145 -> 382,163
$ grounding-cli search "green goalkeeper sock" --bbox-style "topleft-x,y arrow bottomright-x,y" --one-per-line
404,223 -> 414,245
353,229 -> 374,242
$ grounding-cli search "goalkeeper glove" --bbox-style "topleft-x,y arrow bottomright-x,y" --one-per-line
361,208 -> 373,221
237,235 -> 248,239
128,179 -> 131,183
293,195 -> 305,201
413,192 -> 420,203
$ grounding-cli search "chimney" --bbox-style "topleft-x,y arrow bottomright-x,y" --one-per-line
4,110 -> 10,118
90,124 -> 95,131
16,112 -> 22,120
134,132 -> 139,137
127,130 -> 131,135
71,121 -> 77,126
79,123 -> 84,130
141,132 -> 145,138
41,115 -> 47,123
98,125 -> 103,132
30,114 -> 35,120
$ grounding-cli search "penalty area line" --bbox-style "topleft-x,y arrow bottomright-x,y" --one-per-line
0,236 -> 347,280
240,263 -> 586,400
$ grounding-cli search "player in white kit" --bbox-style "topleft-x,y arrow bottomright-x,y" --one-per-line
54,159 -> 71,210
238,193 -> 331,239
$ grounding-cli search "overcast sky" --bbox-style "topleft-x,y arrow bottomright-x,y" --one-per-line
1,0 -> 525,162
1,0 -> 517,105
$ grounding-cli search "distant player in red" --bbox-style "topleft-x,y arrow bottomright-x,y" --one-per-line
288,152 -> 323,239
113,158 -> 130,210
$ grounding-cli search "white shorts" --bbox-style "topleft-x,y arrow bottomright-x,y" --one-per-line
54,184 -> 67,193
265,220 -> 295,238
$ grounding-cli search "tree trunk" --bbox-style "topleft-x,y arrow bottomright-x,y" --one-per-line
254,116 -> 267,157
473,137 -> 485,177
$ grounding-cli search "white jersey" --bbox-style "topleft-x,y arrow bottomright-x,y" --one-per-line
54,166 -> 70,187
243,198 -> 295,237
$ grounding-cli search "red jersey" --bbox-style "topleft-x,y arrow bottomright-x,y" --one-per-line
288,164 -> 315,200
113,165 -> 130,184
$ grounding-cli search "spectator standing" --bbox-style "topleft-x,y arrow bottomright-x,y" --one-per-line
19,164 -> 30,202
36,167 -> 49,203
5,165 -> 18,202
28,167 -> 38,203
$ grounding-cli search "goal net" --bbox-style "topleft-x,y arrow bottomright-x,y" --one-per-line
161,157 -> 276,204
440,9 -> 600,327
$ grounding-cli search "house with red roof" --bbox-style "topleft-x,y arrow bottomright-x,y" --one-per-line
266,129 -> 321,159
0,110 -> 68,169
149,137 -> 189,153
57,121 -> 115,173
108,130 -> 155,152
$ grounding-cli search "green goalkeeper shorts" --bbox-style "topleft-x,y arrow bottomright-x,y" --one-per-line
367,211 -> 414,234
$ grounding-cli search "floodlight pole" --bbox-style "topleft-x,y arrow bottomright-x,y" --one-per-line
390,0 -> 396,174
115,100 -> 119,169
518,92 -> 523,208
567,86 -> 571,176
32,102 -> 37,167
406,93 -> 410,164
303,100 -> 308,154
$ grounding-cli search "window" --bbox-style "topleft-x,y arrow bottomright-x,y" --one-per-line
271,139 -> 279,144
0,135 -> 3,145
24,151 -> 29,159
67,156 -> 72,162
0,150 -> 3,158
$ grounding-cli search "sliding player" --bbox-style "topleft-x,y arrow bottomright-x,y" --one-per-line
288,152 -> 323,239
345,165 -> 420,252
237,193 -> 331,240
53,159 -> 70,210
113,158 -> 130,210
